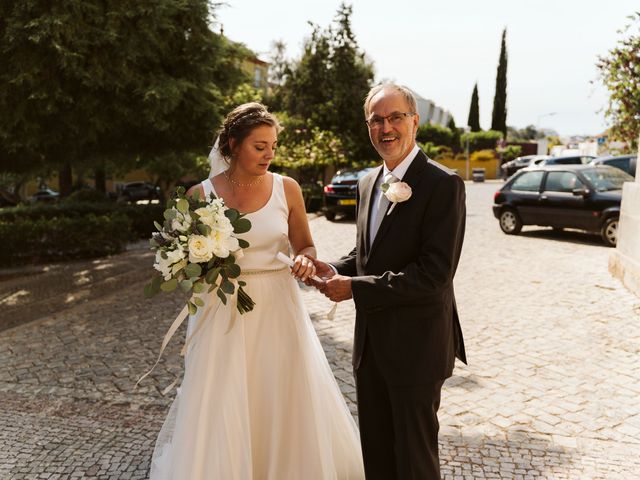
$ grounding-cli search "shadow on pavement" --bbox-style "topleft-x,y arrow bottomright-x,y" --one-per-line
0,247 -> 154,332
520,228 -> 607,247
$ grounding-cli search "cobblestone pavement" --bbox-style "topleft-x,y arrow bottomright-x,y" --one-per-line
1,180 -> 639,479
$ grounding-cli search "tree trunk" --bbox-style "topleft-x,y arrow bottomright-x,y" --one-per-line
59,163 -> 73,197
95,166 -> 106,193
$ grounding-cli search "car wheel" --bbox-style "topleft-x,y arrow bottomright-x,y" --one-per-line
499,208 -> 522,235
600,216 -> 618,247
325,211 -> 336,222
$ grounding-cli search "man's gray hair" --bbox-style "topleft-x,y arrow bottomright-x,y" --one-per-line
363,83 -> 417,118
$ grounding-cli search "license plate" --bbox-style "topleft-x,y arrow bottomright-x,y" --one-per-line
338,199 -> 356,206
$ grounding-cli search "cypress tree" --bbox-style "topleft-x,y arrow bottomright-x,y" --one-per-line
491,28 -> 508,139
467,83 -> 481,132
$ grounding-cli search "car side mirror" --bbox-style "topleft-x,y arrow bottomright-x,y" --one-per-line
572,188 -> 589,196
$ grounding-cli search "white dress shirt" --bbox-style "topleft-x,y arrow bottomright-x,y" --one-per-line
368,144 -> 421,245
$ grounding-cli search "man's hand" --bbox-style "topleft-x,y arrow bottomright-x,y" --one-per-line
304,257 -> 336,288
320,275 -> 353,302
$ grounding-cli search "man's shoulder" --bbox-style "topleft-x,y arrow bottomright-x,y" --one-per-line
358,166 -> 381,187
422,156 -> 460,179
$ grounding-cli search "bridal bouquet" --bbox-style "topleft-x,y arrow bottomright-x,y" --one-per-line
144,186 -> 255,315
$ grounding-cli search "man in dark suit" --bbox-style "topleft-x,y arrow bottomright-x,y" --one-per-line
312,84 -> 466,479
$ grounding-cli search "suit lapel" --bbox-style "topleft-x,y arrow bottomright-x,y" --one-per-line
368,151 -> 428,260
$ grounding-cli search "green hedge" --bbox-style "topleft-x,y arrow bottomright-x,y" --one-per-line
0,214 -> 132,266
460,130 -> 503,152
417,124 -> 456,150
0,203 -> 164,239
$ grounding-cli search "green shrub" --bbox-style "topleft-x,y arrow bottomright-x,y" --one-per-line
460,130 -> 503,152
416,124 -> 456,149
0,214 -> 131,266
0,203 -> 163,240
498,145 -> 522,163
117,204 -> 165,239
63,189 -> 110,204
0,203 -> 113,222
300,182 -> 324,213
434,146 -> 454,161
470,150 -> 497,162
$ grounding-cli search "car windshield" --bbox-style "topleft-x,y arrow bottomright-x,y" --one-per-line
581,167 -> 634,191
332,170 -> 370,183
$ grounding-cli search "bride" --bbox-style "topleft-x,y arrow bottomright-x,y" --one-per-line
149,102 -> 365,479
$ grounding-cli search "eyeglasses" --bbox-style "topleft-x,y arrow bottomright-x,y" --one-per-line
365,111 -> 416,128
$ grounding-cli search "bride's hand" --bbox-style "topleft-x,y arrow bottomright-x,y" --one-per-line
291,254 -> 317,282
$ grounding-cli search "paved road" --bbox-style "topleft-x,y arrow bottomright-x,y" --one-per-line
1,180 -> 639,479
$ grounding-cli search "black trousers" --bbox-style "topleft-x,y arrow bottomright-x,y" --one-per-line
355,336 -> 444,480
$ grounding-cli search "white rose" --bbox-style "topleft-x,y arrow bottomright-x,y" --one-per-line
225,236 -> 240,253
166,248 -> 185,264
171,212 -> 192,232
188,235 -> 214,263
154,250 -> 173,280
195,207 -> 212,222
385,182 -> 412,203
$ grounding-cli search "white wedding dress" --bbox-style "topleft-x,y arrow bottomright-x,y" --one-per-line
150,173 -> 365,479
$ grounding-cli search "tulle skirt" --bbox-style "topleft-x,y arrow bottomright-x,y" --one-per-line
150,268 -> 364,479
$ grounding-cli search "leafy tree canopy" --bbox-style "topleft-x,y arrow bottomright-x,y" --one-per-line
596,12 -> 640,145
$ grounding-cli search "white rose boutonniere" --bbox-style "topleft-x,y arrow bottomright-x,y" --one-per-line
381,181 -> 412,215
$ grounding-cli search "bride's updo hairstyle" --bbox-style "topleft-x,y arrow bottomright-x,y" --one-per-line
217,102 -> 281,160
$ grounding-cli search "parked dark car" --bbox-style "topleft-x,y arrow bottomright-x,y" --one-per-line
500,155 -> 544,178
31,188 -> 59,203
323,168 -> 373,221
117,181 -> 160,203
590,155 -> 637,178
492,165 -> 634,247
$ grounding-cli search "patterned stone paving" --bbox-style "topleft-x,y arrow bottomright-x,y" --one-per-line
1,180 -> 639,478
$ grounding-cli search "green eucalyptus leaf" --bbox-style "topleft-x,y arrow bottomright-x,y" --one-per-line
227,263 -> 241,278
217,288 -> 227,304
192,282 -> 206,294
154,221 -> 163,231
164,209 -> 177,220
177,198 -> 189,214
185,263 -> 202,278
233,218 -> 251,234
224,209 -> 239,222
160,278 -> 178,292
238,238 -> 249,249
194,297 -> 205,307
221,279 -> 235,294
205,267 -> 220,284
197,224 -> 211,236
144,277 -> 162,297
179,279 -> 193,292
188,301 -> 197,315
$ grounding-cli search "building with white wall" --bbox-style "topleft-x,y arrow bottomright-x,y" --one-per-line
409,88 -> 453,127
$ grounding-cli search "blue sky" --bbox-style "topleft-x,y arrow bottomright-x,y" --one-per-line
216,1 -> 637,137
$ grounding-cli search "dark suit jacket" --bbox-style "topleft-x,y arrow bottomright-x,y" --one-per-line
332,149 -> 467,386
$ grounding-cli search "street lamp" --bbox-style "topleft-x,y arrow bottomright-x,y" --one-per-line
463,126 -> 471,181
